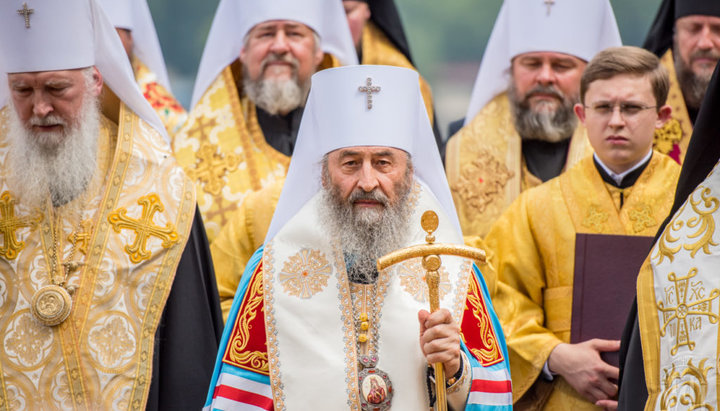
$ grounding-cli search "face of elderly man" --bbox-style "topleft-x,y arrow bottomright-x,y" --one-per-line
674,14 -> 720,109
240,20 -> 324,115
6,67 -> 104,208
509,51 -> 587,142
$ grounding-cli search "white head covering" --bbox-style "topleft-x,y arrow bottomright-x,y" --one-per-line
266,65 -> 459,241
0,0 -> 169,144
191,0 -> 358,108
96,0 -> 173,91
463,0 -> 622,124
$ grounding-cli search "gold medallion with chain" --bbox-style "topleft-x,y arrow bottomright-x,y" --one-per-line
351,280 -> 394,410
31,205 -> 86,327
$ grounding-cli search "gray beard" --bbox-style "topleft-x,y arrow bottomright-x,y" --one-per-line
320,179 -> 413,284
243,66 -> 309,116
6,92 -> 100,210
508,81 -> 578,143
675,52 -> 714,110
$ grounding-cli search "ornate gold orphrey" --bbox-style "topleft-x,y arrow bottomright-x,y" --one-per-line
377,210 -> 485,411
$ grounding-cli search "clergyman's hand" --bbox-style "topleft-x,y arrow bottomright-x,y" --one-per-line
418,309 -> 461,377
547,339 -> 620,404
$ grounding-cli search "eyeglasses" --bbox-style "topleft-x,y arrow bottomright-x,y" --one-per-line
584,102 -> 657,118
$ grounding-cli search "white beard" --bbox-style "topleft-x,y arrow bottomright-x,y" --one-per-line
245,76 -> 307,116
5,92 -> 100,210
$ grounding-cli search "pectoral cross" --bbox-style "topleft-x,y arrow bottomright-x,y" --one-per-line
17,2 -> 34,29
358,77 -> 381,110
544,0 -> 555,15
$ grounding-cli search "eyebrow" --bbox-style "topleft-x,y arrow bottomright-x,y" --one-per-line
338,149 -> 396,158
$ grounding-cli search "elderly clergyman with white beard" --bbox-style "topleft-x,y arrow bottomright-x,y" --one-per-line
204,65 -> 513,410
172,0 -> 357,244
0,0 -> 222,409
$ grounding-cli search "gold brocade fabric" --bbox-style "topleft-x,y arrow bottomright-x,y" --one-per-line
0,105 -> 195,410
212,179 -> 284,320
132,57 -> 188,136
653,50 -> 693,165
445,92 -> 591,238
485,153 -> 679,409
361,22 -> 435,124
173,56 -> 340,243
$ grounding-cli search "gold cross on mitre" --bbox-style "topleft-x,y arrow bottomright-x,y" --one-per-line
544,0 -> 555,15
377,210 -> 486,411
358,77 -> 381,110
17,2 -> 34,29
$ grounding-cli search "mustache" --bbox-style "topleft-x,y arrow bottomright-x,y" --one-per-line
523,85 -> 566,102
260,52 -> 299,72
690,49 -> 720,62
348,188 -> 389,206
29,114 -> 67,127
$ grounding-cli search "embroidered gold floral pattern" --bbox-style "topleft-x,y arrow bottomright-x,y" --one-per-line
187,143 -> 240,196
396,259 -> 451,303
582,204 -> 609,232
657,268 -> 720,355
653,118 -> 683,155
0,191 -> 42,260
279,248 -> 332,298
683,187 -> 719,258
660,359 -> 712,410
451,150 -> 514,213
628,203 -> 657,233
88,315 -> 136,369
466,275 -> 503,366
654,217 -> 684,265
108,194 -> 180,263
4,311 -> 54,369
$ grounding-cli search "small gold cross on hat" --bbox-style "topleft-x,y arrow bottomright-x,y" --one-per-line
17,2 -> 34,29
544,0 -> 555,15
358,77 -> 381,110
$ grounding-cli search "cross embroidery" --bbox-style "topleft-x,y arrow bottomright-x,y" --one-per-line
544,0 -> 555,15
0,191 -> 41,260
67,220 -> 92,256
657,268 -> 720,355
17,2 -> 34,29
358,77 -> 381,110
189,143 -> 240,196
108,194 -> 180,264
187,116 -> 218,140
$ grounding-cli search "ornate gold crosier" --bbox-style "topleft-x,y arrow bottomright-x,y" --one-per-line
358,77 -> 381,110
188,143 -> 240,196
377,210 -> 486,411
108,194 -> 180,264
0,191 -> 41,260
17,2 -> 34,28
657,268 -> 720,355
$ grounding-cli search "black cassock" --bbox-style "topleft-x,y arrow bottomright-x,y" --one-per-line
145,207 -> 224,410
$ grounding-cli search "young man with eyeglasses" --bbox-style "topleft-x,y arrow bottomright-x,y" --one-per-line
482,46 -> 681,410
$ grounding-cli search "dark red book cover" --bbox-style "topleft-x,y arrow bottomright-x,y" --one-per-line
570,233 -> 654,367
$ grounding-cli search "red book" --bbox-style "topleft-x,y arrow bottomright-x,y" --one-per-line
570,233 -> 654,367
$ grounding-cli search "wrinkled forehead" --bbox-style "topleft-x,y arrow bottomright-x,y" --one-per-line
327,146 -> 410,160
245,19 -> 317,37
7,68 -> 88,87
511,51 -> 587,65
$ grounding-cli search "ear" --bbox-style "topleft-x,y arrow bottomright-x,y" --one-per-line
573,103 -> 586,125
90,66 -> 103,97
655,104 -> 672,129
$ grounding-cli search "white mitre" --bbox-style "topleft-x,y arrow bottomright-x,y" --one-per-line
96,0 -> 173,91
463,0 -> 622,124
266,64 -> 459,241
190,0 -> 358,108
0,0 -> 169,144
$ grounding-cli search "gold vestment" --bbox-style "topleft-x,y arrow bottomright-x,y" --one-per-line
0,105 -> 196,410
485,153 -> 679,409
133,57 -> 188,136
172,56 -> 339,243
653,50 -> 693,164
445,93 -> 590,237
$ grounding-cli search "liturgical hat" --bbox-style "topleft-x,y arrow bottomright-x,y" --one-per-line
96,0 -> 173,91
464,0 -> 622,124
266,65 -> 459,241
0,0 -> 169,144
191,0 -> 357,108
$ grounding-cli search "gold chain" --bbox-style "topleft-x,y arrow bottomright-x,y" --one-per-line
48,208 -> 83,291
